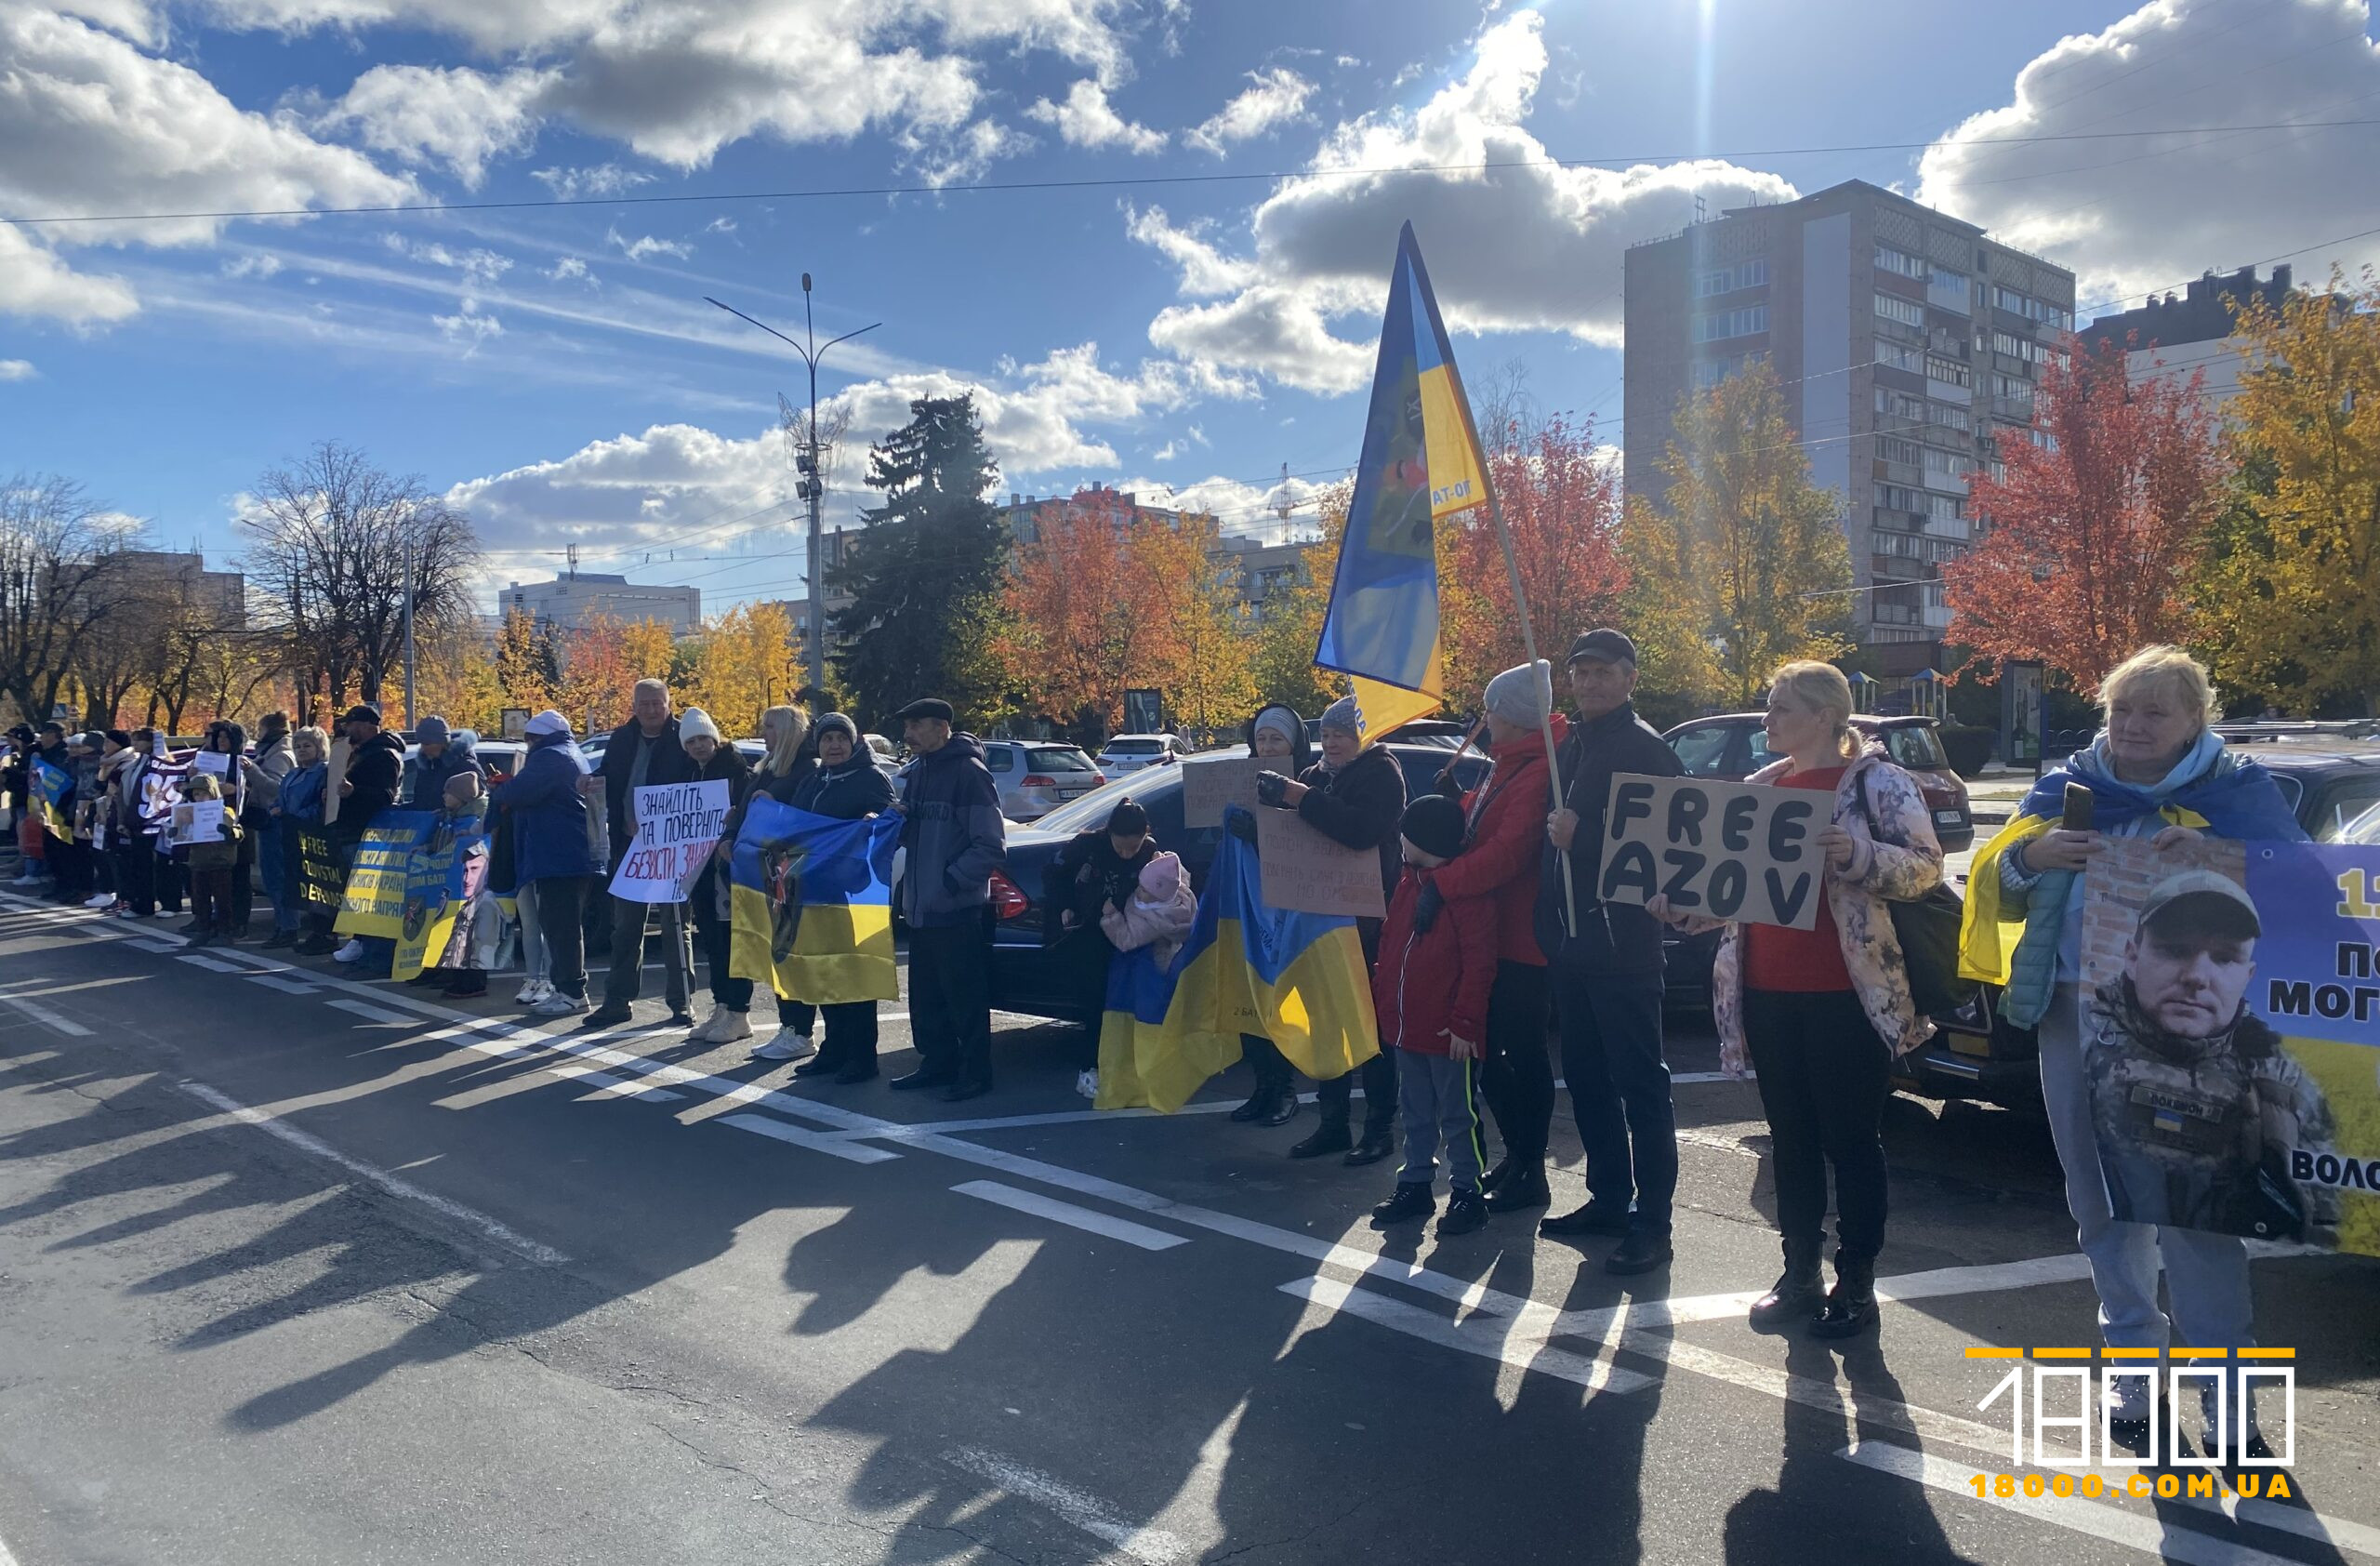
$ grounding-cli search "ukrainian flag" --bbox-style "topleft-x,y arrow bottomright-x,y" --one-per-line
31,758 -> 72,839
727,796 -> 902,1005
1313,221 -> 1492,738
1097,825 -> 1378,1113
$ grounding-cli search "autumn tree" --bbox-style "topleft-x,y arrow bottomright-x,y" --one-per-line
1628,363 -> 1853,707
494,606 -> 555,713
1146,511 -> 1257,738
1250,484 -> 1347,718
685,602 -> 801,735
1944,337 -> 2222,696
993,496 -> 1172,733
2193,271 -> 2380,715
416,617 -> 503,732
0,472 -> 139,725
552,615 -> 642,736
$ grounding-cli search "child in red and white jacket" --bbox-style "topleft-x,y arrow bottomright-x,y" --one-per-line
1368,793 -> 1500,1237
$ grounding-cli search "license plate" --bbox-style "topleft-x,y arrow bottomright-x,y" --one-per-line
1947,1029 -> 1991,1058
1934,808 -> 1965,826
1059,787 -> 1088,798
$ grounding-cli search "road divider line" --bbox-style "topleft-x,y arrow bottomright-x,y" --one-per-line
1283,1274 -> 1654,1396
175,953 -> 245,974
945,1447 -> 1187,1565
126,938 -> 182,953
721,1112 -> 902,1164
954,1179 -> 1190,1251
548,1064 -> 685,1103
177,1078 -> 568,1267
245,975 -> 323,995
326,997 -> 416,1026
0,989 -> 93,1037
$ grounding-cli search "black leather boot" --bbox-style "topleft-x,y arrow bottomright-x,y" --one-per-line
1483,1157 -> 1550,1214
1289,1119 -> 1352,1160
1228,1087 -> 1270,1122
1748,1238 -> 1827,1331
1809,1250 -> 1879,1338
1344,1119 -> 1396,1167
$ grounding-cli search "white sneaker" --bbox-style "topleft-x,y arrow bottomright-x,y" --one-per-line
85,893 -> 116,909
696,1007 -> 753,1043
531,991 -> 589,1017
333,938 -> 364,962
750,1027 -> 815,1062
2104,1371 -> 2155,1426
1076,1068 -> 1100,1100
8,873 -> 38,887
515,978 -> 553,1006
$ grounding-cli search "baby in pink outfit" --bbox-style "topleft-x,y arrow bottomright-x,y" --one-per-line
1100,851 -> 1197,970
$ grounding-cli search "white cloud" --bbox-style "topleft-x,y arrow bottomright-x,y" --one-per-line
1185,65 -> 1313,155
1915,0 -> 2380,309
1025,79 -> 1164,153
901,117 -> 1031,186
317,63 -> 551,189
704,215 -> 737,233
531,163 -> 654,199
433,299 -> 505,354
384,234 -> 515,288
0,224 -> 140,325
1109,471 -> 1330,537
604,226 -> 692,262
1131,10 -> 1794,392
220,253 -> 284,279
548,255 -> 593,282
0,359 -> 36,380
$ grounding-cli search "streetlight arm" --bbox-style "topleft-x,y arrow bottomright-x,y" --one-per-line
819,322 -> 882,356
706,297 -> 811,360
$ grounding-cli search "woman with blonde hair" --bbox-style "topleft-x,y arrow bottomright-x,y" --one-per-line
715,704 -> 820,1061
1657,659 -> 1943,1337
1962,644 -> 2300,1457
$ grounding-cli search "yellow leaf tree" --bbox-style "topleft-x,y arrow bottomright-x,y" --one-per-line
1250,483 -> 1347,718
685,602 -> 802,736
1145,511 -> 1258,739
2194,269 -> 2380,716
494,606 -> 554,713
416,616 -> 503,731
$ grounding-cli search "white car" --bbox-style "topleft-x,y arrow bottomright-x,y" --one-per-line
980,740 -> 1105,820
1095,734 -> 1183,774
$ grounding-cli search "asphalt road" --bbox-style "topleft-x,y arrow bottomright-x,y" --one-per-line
0,888 -> 2374,1566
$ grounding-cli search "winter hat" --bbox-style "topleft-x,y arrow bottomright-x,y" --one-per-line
1485,659 -> 1554,726
678,707 -> 722,745
524,709 -> 572,739
341,703 -> 382,727
1252,707 -> 1301,747
104,729 -> 130,749
415,715 -> 450,743
1400,793 -> 1466,862
814,712 -> 858,746
1320,694 -> 1365,738
443,771 -> 483,806
1136,851 -> 1183,902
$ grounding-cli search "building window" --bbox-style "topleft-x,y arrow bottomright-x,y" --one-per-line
1878,484 -> 1927,513
1925,492 -> 1965,523
1925,401 -> 1971,431
1690,352 -> 1754,389
1993,285 -> 2071,329
1875,245 -> 1926,280
1876,388 -> 1927,423
1873,292 -> 1926,328
1875,340 -> 1924,374
1922,445 -> 1970,480
1925,355 -> 1971,387
1694,258 -> 1769,297
1693,304 -> 1768,341
1879,435 -> 1924,468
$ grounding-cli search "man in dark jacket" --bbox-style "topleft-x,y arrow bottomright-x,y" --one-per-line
1257,693 -> 1407,1165
1535,629 -> 1686,1275
585,682 -> 699,1029
327,704 -> 408,972
892,697 -> 1007,1101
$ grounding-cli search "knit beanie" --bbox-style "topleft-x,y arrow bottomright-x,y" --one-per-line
1320,694 -> 1364,738
1400,793 -> 1466,862
1484,659 -> 1554,726
678,707 -> 722,745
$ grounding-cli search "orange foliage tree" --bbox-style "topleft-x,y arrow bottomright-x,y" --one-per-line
551,614 -> 679,736
993,496 -> 1182,732
1944,338 -> 2223,695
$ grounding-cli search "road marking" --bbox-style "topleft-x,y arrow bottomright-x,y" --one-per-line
1283,1273 -> 1655,1396
175,953 -> 245,974
548,1064 -> 685,1103
327,997 -> 416,1026
954,1179 -> 1191,1251
177,1078 -> 568,1267
126,937 -> 182,953
245,975 -> 323,995
945,1447 -> 1187,1565
721,1112 -> 903,1164
0,989 -> 93,1037
0,1524 -> 20,1566
1841,1441 -> 2307,1566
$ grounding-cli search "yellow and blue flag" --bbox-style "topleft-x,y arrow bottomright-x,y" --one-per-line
30,758 -> 72,839
1314,221 -> 1492,738
727,797 -> 902,1005
1097,824 -> 1378,1113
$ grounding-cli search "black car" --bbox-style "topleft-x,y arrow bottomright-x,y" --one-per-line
1661,712 -> 1975,852
985,743 -> 1488,1023
1901,736 -> 2380,1113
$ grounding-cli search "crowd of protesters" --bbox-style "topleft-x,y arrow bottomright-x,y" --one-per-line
0,634 -> 2301,1461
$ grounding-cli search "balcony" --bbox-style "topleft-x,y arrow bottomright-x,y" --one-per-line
1872,505 -> 1925,533
1923,516 -> 1974,542
1872,603 -> 1923,627
1876,458 -> 1923,487
1926,378 -> 1972,405
1874,316 -> 1927,347
1927,327 -> 1970,359
1990,394 -> 2036,420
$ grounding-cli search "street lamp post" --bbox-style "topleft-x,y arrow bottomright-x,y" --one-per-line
706,278 -> 880,698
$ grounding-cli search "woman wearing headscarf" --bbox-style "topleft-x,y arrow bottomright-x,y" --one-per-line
1962,645 -> 2303,1459
783,711 -> 896,1081
1253,693 -> 1407,1164
681,708 -> 759,1042
263,725 -> 330,948
1226,703 -> 1315,1125
717,704 -> 820,1061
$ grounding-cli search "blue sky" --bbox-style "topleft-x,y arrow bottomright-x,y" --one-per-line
6,0 -> 2377,615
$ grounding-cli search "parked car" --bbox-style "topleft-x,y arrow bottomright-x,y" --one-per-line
1662,711 -> 1975,852
985,743 -> 1488,1022
1901,735 -> 2380,1114
398,739 -> 526,801
977,740 -> 1106,822
1096,734 -> 1185,773
1302,716 -> 1471,750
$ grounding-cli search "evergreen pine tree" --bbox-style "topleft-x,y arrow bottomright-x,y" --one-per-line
827,395 -> 1009,730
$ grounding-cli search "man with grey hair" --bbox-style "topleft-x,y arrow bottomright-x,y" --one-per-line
586,677 -> 696,1029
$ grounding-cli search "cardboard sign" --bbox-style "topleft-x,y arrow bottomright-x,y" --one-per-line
2078,838 -> 2380,1255
1255,806 -> 1386,919
1181,754 -> 1263,829
1598,773 -> 1825,931
500,707 -> 530,741
608,779 -> 731,903
322,737 -> 350,827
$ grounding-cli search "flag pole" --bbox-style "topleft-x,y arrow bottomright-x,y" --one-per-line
1480,487 -> 1580,936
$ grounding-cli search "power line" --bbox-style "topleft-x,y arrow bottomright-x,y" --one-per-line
10,118 -> 2380,229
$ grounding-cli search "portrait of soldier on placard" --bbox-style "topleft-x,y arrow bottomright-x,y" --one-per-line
2084,868 -> 2342,1245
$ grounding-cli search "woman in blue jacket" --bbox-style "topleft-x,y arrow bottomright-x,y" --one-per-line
263,726 -> 329,949
490,710 -> 600,1018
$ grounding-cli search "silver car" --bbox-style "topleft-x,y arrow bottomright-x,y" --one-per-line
980,739 -> 1105,821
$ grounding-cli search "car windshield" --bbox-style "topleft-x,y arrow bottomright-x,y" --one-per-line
1670,725 -> 1737,776
1032,768 -> 1182,833
1108,739 -> 1163,754
2344,800 -> 2380,844
1880,725 -> 1950,770
1028,747 -> 1096,773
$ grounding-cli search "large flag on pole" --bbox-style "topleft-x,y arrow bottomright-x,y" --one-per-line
1313,221 -> 1491,737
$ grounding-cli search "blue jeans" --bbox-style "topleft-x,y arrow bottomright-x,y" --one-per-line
1552,968 -> 1676,1237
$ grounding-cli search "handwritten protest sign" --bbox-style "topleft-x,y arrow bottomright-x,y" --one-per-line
192,750 -> 231,779
1255,807 -> 1386,919
1182,754 -> 1263,829
1598,774 -> 1824,931
608,779 -> 731,903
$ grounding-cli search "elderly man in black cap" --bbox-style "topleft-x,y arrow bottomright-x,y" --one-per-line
1535,629 -> 1687,1275
891,697 -> 1008,1100
322,702 -> 407,969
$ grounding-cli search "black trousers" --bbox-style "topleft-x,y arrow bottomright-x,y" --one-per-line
1478,960 -> 1554,1162
1741,988 -> 1892,1260
908,916 -> 993,1083
692,894 -> 752,1010
532,874 -> 595,1002
1552,965 -> 1675,1237
228,829 -> 255,929
118,839 -> 178,914
47,839 -> 89,899
191,866 -> 236,933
